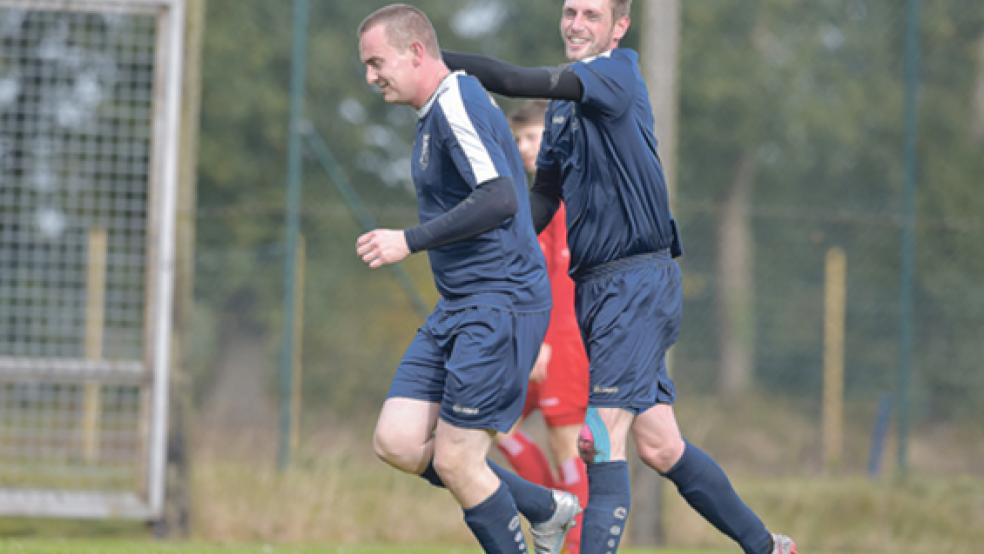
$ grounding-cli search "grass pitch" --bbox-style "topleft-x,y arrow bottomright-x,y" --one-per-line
0,543 -> 735,554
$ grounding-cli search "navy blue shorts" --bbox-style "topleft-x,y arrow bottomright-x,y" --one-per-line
388,303 -> 550,433
574,251 -> 682,413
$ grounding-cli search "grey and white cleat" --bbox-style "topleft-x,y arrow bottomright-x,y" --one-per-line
530,490 -> 581,554
770,533 -> 798,554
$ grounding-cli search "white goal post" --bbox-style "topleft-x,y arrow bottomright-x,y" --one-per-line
0,0 -> 184,519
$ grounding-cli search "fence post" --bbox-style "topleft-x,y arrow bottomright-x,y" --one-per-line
279,0 -> 309,471
290,235 -> 306,458
823,247 -> 846,470
84,228 -> 108,463
632,0 -> 682,543
897,0 -> 922,477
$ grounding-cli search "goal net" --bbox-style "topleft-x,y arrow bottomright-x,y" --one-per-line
0,0 -> 184,519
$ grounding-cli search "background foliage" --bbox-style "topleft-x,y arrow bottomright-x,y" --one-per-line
187,0 -> 984,499
1,0 -> 982,551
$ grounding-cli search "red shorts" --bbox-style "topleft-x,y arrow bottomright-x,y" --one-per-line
523,335 -> 589,427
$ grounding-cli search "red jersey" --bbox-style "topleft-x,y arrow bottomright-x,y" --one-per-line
540,203 -> 582,346
524,202 -> 589,425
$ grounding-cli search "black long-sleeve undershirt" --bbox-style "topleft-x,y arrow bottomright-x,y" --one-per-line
404,176 -> 518,253
441,51 -> 576,233
443,50 -> 583,101
444,52 -> 686,260
529,165 -> 563,234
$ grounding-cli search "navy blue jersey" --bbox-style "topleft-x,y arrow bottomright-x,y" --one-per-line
537,48 -> 676,277
413,71 -> 549,311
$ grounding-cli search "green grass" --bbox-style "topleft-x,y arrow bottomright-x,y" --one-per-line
184,434 -> 984,554
0,543 -> 733,554
3,431 -> 976,553
3,404 -> 982,554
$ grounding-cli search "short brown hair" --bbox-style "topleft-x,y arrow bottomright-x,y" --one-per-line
358,4 -> 440,58
508,100 -> 549,128
612,0 -> 631,20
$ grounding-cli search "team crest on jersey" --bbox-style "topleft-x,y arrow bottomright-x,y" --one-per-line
419,133 -> 430,168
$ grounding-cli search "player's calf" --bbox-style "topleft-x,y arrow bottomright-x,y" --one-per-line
580,461 -> 631,553
463,483 -> 529,553
577,408 -> 632,553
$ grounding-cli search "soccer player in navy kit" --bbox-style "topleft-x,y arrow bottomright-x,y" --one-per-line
442,1 -> 797,553
356,5 -> 579,553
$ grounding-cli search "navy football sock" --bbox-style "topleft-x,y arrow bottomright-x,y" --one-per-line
663,441 -> 772,554
488,459 -> 555,524
419,460 -> 444,487
463,482 -> 528,553
581,461 -> 631,553
420,459 -> 555,524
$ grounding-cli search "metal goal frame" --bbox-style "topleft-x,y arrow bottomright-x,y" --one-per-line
0,0 -> 184,520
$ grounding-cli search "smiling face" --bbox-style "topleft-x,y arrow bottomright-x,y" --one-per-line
359,23 -> 420,106
560,0 -> 630,61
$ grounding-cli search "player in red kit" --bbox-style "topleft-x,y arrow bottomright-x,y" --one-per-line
496,100 -> 590,554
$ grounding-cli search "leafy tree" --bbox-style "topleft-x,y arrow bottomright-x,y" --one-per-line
193,0 -> 984,424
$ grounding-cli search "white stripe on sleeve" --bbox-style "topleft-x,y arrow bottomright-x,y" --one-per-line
438,77 -> 500,184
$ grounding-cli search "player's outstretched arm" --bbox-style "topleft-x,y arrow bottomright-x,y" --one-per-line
404,176 -> 518,253
442,50 -> 583,101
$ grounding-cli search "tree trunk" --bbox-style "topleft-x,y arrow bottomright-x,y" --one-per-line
630,0 -> 681,547
973,33 -> 984,142
717,152 -> 757,396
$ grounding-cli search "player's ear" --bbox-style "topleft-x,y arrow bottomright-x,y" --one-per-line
613,15 -> 630,42
409,40 -> 426,66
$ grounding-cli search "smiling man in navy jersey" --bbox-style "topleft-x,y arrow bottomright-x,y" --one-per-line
442,1 -> 797,553
356,4 -> 580,553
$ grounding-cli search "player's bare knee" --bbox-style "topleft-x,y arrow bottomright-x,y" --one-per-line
579,407 -> 628,464
431,447 -> 468,486
637,436 -> 684,473
371,428 -> 394,463
372,425 -> 409,466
